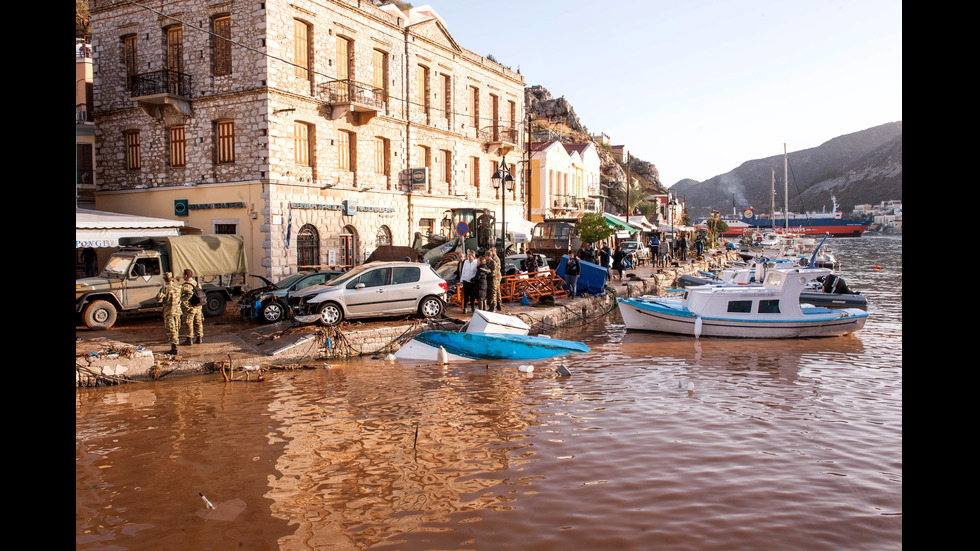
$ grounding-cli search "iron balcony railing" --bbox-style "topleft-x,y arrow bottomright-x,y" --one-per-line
317,79 -> 385,110
478,125 -> 519,144
128,69 -> 193,99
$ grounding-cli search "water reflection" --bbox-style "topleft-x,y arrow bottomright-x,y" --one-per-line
78,237 -> 901,551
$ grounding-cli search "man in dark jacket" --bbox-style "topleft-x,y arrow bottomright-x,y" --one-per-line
564,251 -> 581,295
521,251 -> 539,273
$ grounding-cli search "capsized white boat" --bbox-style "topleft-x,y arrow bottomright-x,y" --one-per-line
394,309 -> 589,361
618,267 -> 868,338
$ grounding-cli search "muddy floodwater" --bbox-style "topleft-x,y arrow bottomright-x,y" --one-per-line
77,236 -> 902,550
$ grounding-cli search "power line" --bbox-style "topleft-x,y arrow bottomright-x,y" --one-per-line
118,0 -> 523,126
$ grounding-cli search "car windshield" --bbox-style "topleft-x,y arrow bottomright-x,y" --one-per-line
102,255 -> 132,276
275,273 -> 308,288
320,264 -> 378,288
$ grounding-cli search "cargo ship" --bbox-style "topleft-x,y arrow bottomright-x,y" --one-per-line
745,195 -> 871,237
697,197 -> 870,238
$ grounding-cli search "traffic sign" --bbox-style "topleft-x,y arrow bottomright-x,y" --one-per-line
456,221 -> 469,236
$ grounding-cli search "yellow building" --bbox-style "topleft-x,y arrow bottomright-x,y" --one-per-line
528,141 -> 601,222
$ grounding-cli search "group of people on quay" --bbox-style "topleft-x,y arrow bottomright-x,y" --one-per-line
155,269 -> 205,355
454,229 -> 710,312
456,246 -> 504,314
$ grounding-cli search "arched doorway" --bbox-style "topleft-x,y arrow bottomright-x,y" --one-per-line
376,225 -> 392,248
340,225 -> 358,268
297,224 -> 320,270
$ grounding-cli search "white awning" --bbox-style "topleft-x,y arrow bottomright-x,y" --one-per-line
76,208 -> 185,248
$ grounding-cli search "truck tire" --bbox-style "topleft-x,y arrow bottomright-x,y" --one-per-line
203,292 -> 227,317
83,300 -> 117,330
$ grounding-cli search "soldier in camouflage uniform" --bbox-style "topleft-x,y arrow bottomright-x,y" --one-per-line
180,268 -> 204,345
156,272 -> 183,355
485,247 -> 503,312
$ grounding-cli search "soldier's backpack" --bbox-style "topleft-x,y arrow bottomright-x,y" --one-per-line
188,283 -> 207,307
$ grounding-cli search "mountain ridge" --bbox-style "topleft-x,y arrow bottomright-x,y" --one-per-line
671,122 -> 902,218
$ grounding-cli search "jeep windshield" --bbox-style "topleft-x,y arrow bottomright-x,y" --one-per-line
101,255 -> 133,277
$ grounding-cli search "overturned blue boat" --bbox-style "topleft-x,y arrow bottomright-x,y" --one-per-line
394,309 -> 590,362
395,331 -> 590,361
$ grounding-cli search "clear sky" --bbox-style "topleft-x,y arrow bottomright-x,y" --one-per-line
431,0 -> 902,188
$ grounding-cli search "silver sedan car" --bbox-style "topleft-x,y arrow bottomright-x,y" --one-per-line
289,261 -> 448,326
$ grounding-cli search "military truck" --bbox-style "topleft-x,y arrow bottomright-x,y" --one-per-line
75,235 -> 248,330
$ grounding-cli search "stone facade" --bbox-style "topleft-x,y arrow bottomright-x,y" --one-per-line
89,0 -> 526,280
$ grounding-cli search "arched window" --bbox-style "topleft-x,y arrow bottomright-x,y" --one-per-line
341,225 -> 358,267
297,224 -> 319,269
376,225 -> 392,248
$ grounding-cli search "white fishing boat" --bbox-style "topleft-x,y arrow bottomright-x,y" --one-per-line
618,267 -> 868,338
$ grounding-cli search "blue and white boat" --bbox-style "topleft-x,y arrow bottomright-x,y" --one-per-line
394,330 -> 590,361
618,267 -> 868,338
394,309 -> 590,361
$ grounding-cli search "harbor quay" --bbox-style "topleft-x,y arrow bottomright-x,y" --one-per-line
75,250 -> 741,385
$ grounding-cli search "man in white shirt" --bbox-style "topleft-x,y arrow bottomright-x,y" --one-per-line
458,249 -> 479,313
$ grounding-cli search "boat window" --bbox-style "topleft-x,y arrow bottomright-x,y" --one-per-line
758,300 -> 781,313
727,300 -> 753,313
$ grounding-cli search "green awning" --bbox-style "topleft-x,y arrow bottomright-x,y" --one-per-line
603,213 -> 642,233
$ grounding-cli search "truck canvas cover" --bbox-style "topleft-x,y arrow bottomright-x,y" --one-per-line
163,235 -> 248,277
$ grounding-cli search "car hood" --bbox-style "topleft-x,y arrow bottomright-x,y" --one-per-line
292,283 -> 341,299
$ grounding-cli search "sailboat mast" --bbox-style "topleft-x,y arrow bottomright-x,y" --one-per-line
783,143 -> 789,231
770,168 -> 775,228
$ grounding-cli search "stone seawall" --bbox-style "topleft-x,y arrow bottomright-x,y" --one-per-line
312,250 -> 741,359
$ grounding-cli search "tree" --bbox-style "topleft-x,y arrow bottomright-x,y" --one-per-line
575,212 -> 614,245
705,216 -> 729,247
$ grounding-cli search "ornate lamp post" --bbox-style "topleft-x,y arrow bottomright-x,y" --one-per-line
668,194 -> 678,259
491,156 -> 515,251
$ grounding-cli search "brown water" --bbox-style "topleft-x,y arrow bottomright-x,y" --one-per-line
77,236 -> 902,550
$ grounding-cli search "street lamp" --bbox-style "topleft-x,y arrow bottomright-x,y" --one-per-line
491,156 -> 515,251
668,194 -> 678,260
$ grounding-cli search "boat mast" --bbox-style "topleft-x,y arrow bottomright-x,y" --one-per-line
770,168 -> 776,229
783,143 -> 789,231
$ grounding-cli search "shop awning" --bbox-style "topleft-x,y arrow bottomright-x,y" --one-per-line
603,213 -> 644,233
76,208 -> 185,248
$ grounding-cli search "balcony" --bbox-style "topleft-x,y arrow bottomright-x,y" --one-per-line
129,69 -> 193,118
479,125 -> 518,156
318,79 -> 384,124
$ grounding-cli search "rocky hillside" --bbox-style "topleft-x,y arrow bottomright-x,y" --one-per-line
524,85 -> 667,212
671,122 -> 902,219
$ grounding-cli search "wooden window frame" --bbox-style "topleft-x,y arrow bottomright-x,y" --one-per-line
294,19 -> 311,80
338,130 -> 353,171
212,15 -> 232,76
294,122 -> 311,166
215,120 -> 235,164
375,137 -> 389,175
123,34 -> 138,90
169,126 -> 186,168
125,130 -> 140,170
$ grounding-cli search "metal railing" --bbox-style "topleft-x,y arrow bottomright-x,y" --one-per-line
317,79 -> 385,110
128,69 -> 193,98
477,125 -> 519,144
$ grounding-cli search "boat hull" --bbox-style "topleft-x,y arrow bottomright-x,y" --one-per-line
394,331 -> 590,361
618,297 -> 868,338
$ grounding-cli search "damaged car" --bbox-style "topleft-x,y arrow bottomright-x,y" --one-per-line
238,270 -> 345,323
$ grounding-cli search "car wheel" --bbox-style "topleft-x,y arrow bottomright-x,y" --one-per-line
418,296 -> 444,319
317,302 -> 344,326
83,300 -> 117,330
260,301 -> 285,323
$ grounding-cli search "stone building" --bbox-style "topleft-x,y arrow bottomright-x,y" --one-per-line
88,0 -> 526,280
